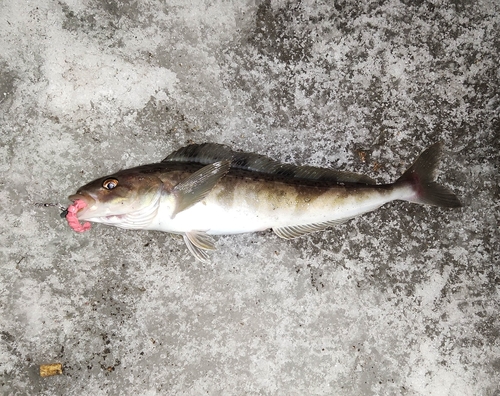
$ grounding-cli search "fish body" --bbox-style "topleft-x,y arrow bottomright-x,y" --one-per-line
150,169 -> 404,235
67,143 -> 461,261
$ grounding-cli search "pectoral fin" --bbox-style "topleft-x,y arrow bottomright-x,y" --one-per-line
172,160 -> 231,217
183,231 -> 216,263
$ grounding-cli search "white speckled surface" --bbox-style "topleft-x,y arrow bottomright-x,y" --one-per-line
0,0 -> 498,394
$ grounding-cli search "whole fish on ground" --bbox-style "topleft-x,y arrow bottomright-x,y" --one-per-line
66,142 -> 461,262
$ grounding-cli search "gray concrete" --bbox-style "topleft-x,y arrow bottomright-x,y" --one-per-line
0,0 -> 498,394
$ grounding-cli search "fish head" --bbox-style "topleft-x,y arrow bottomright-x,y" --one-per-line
68,166 -> 165,228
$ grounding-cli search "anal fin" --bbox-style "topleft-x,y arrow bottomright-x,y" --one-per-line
273,218 -> 354,239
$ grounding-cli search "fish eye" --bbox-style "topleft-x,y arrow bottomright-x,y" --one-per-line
102,178 -> 119,190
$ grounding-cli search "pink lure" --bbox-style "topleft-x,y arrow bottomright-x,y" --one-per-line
66,199 -> 91,232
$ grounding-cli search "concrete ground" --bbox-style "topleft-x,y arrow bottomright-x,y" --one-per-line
0,0 -> 498,394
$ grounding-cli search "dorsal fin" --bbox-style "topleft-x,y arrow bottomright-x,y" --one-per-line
275,164 -> 375,184
163,143 -> 375,184
163,143 -> 281,173
163,143 -> 234,164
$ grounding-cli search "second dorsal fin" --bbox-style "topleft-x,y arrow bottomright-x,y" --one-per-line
163,143 -> 375,184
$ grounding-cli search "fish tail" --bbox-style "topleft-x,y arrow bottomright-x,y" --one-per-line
396,142 -> 462,208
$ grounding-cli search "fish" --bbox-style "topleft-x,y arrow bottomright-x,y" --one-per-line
66,142 -> 461,262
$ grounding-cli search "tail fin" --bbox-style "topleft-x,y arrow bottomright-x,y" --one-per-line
396,142 -> 462,208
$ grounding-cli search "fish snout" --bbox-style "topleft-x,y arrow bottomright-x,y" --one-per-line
68,193 -> 96,215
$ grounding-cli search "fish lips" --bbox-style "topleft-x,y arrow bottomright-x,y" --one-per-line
67,193 -> 97,217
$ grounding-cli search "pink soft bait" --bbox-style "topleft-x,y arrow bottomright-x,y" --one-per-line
66,199 -> 91,232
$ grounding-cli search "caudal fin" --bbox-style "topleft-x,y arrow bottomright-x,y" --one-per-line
396,142 -> 462,208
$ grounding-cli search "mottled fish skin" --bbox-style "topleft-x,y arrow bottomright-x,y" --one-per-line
153,171 -> 398,235
68,143 -> 461,262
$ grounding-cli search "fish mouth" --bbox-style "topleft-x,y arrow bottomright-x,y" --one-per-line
68,193 -> 97,217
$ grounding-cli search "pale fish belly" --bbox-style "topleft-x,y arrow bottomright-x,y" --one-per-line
148,177 -> 415,235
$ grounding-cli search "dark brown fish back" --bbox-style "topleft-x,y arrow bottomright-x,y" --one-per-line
163,143 -> 375,185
